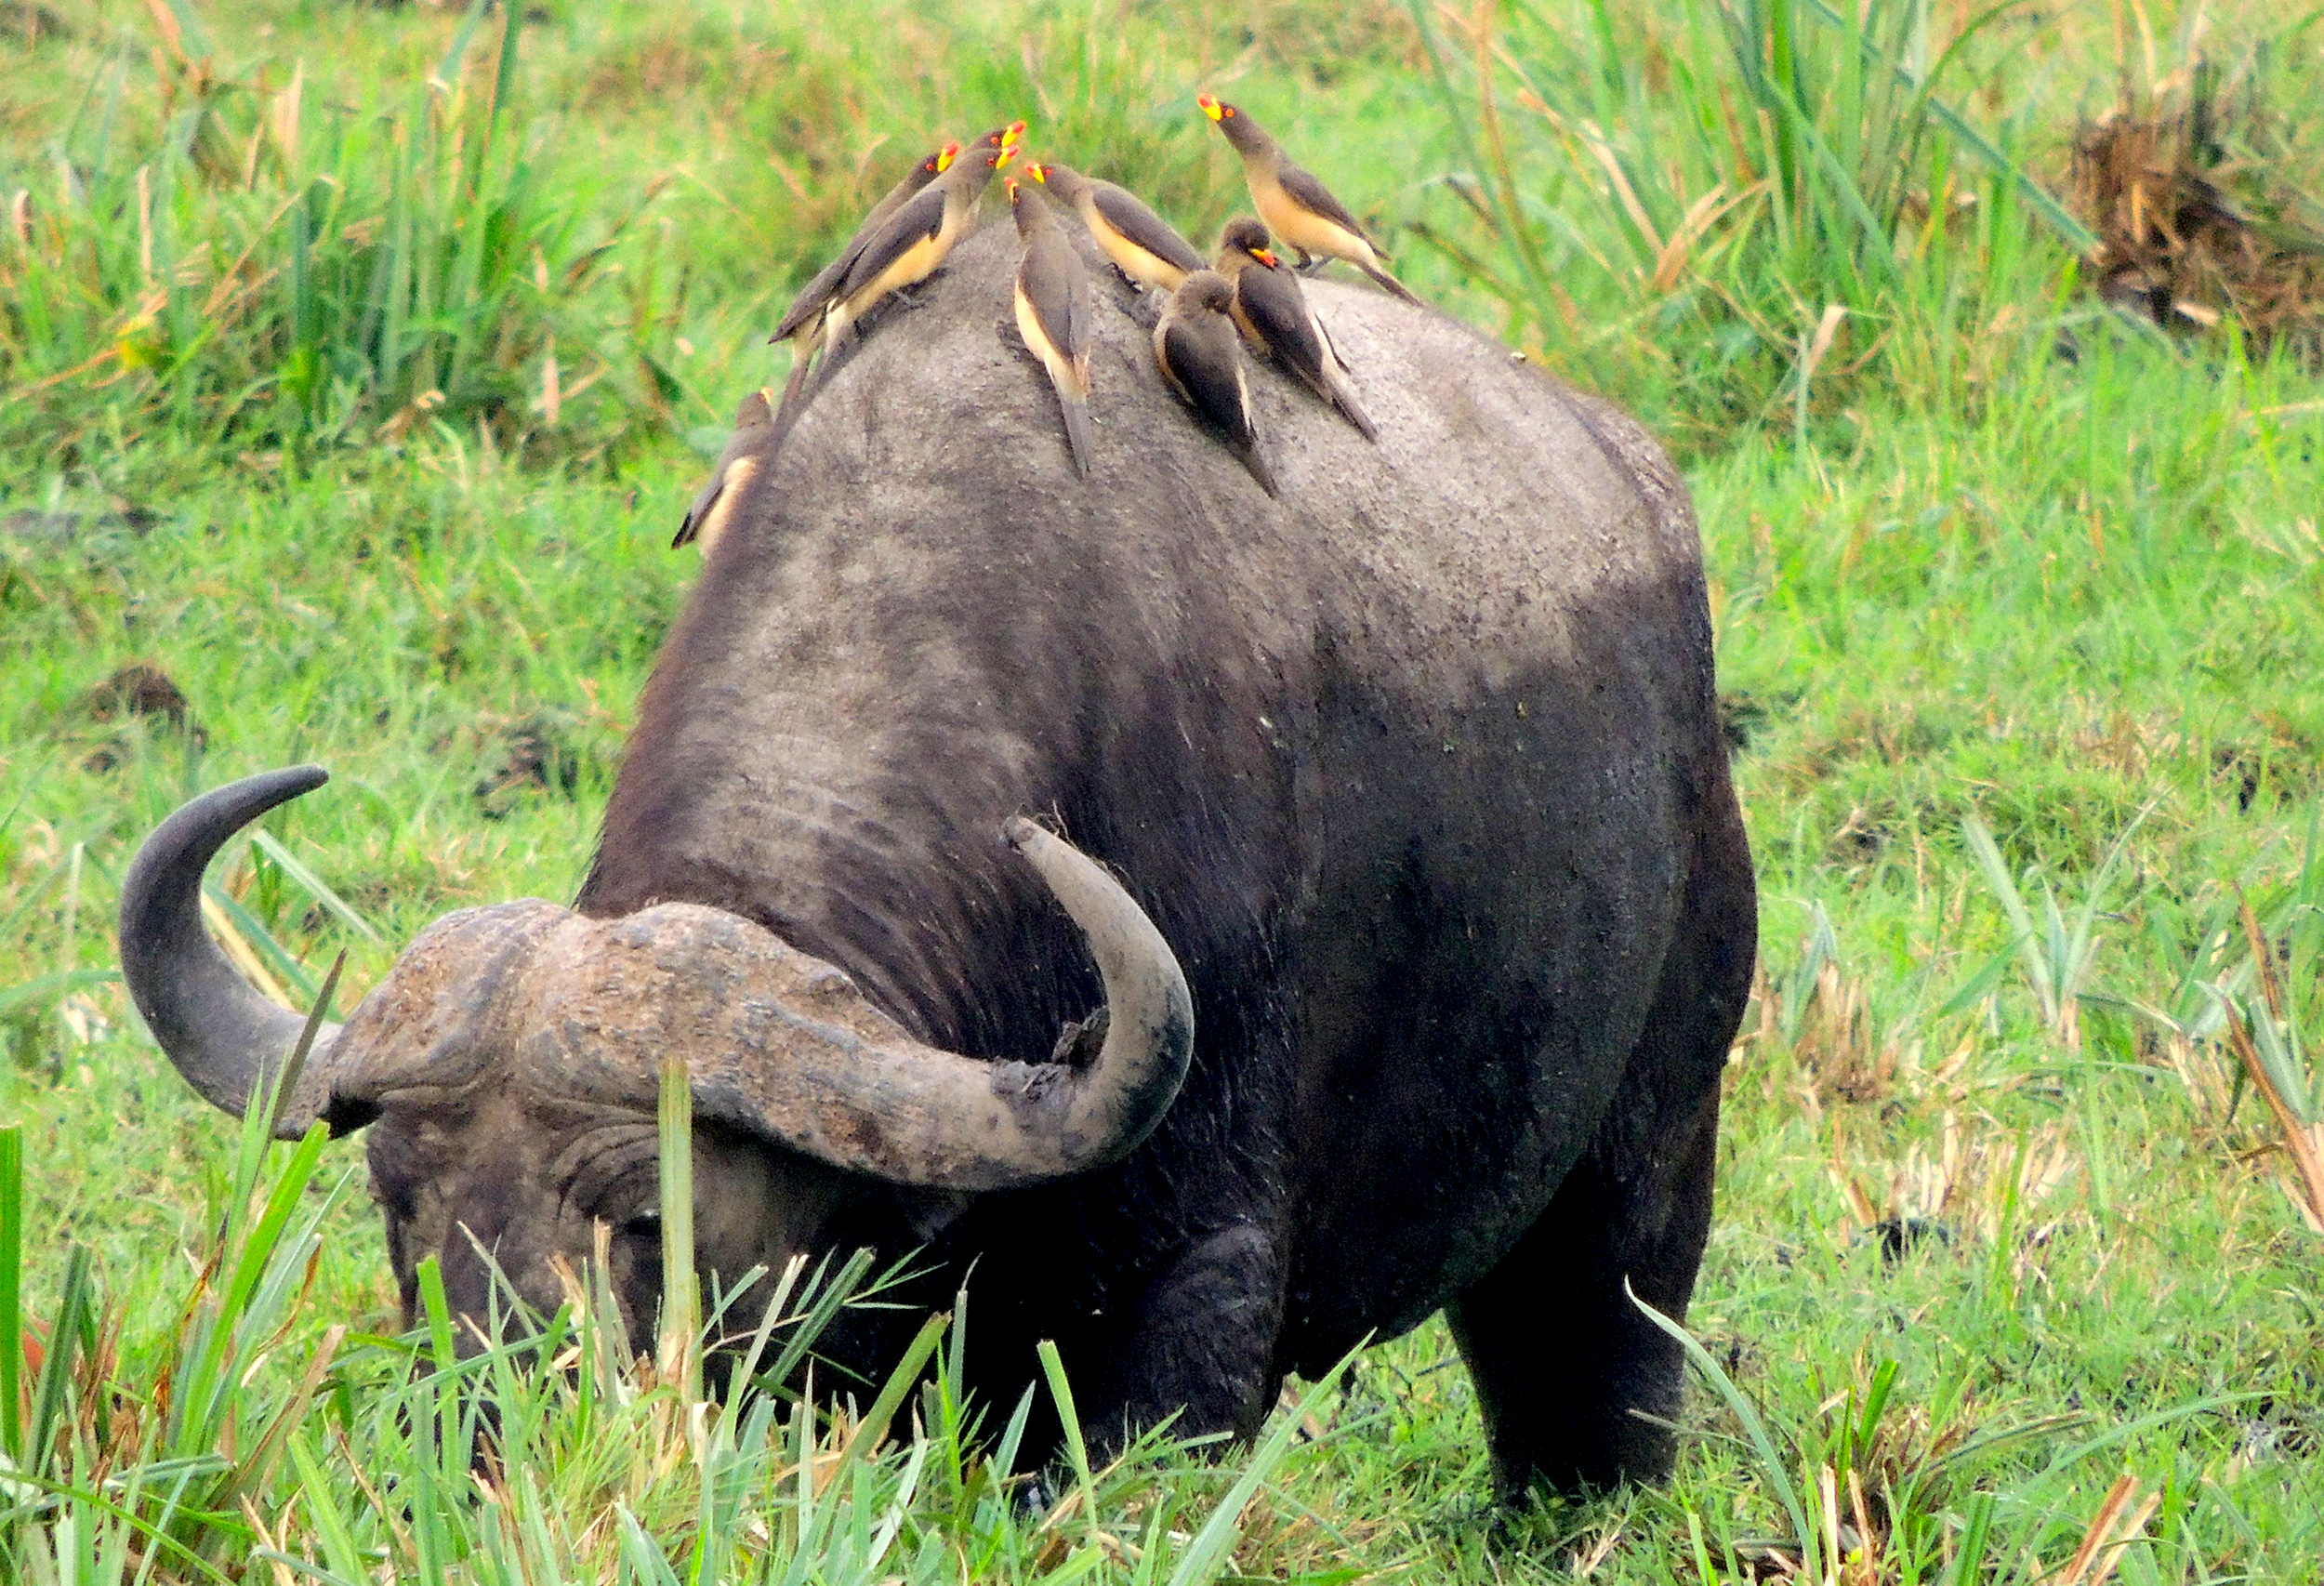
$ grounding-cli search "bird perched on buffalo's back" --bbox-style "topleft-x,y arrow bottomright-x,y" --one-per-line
770,140 -> 950,409
1008,178 -> 1097,477
771,125 -> 1022,414
674,388 -> 775,551
1213,217 -> 1376,443
821,139 -> 1014,351
1154,270 -> 1277,497
1197,94 -> 1419,305
1026,161 -> 1206,295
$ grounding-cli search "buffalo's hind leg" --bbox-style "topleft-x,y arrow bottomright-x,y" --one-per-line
1448,795 -> 1752,1501
1444,1081 -> 1718,1500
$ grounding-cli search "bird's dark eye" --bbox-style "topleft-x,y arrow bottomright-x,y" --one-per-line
619,1211 -> 662,1241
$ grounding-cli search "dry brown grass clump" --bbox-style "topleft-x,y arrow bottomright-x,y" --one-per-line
2072,62 -> 2324,363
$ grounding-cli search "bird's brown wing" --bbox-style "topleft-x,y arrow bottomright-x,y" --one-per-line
1235,263 -> 1327,376
772,252 -> 854,344
838,183 -> 950,298
1276,160 -> 1377,250
1161,316 -> 1256,447
1019,231 -> 1092,364
771,162 -> 940,341
1089,186 -> 1207,275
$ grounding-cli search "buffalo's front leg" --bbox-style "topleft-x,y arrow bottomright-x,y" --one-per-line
1077,1221 -> 1287,1455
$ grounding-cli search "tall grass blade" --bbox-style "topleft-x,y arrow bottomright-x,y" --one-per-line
655,1053 -> 700,1401
1165,1354 -> 1356,1586
1961,813 -> 2053,1024
1628,1278 -> 1822,1582
244,835 -> 384,945
0,1124 -> 20,1465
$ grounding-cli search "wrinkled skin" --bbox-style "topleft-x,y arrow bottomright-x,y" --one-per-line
153,217 -> 1754,1503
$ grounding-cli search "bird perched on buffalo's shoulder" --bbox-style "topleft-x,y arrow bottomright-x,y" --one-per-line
822,139 -> 1013,351
1154,270 -> 1277,497
1213,217 -> 1376,443
769,126 -> 1022,414
674,388 -> 775,551
1026,160 -> 1206,295
1197,94 -> 1419,305
1009,178 -> 1097,477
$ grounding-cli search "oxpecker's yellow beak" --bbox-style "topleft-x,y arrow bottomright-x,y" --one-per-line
935,140 -> 961,173
1198,93 -> 1224,122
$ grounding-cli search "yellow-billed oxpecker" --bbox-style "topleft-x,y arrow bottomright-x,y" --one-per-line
822,139 -> 1014,351
1154,270 -> 1277,497
1197,94 -> 1419,304
1009,178 -> 1097,477
673,388 -> 775,551
769,123 -> 1023,411
1213,216 -> 1377,442
1026,161 -> 1206,294
772,139 -> 950,411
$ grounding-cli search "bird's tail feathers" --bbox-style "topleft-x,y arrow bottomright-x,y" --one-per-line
1236,442 -> 1280,498
1361,261 -> 1422,305
1329,377 -> 1380,443
1060,392 -> 1095,477
1288,356 -> 1380,443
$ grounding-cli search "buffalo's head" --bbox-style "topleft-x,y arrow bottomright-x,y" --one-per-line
119,767 -> 1193,1348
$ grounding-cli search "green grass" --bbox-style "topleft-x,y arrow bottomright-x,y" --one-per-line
5,0 -> 2323,1580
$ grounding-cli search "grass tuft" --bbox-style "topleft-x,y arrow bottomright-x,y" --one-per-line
1,0 -> 682,472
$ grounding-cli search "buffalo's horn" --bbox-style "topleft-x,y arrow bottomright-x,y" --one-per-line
502,819 -> 1195,1190
118,766 -> 346,1135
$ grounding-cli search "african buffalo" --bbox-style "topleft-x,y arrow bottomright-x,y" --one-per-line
120,219 -> 1754,1500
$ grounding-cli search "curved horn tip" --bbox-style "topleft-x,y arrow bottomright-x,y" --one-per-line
119,763 -> 339,1127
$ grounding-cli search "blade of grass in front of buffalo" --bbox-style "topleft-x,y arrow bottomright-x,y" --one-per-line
26,1246 -> 95,1487
992,1382 -> 1038,1479
1036,1338 -> 1105,1558
414,1256 -> 463,1479
1164,1349 -> 1358,1586
656,1052 -> 700,1403
837,1311 -> 947,1478
1629,1277 -> 1821,1582
759,1245 -> 878,1392
0,1122 -> 20,1466
266,950 -> 345,1143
